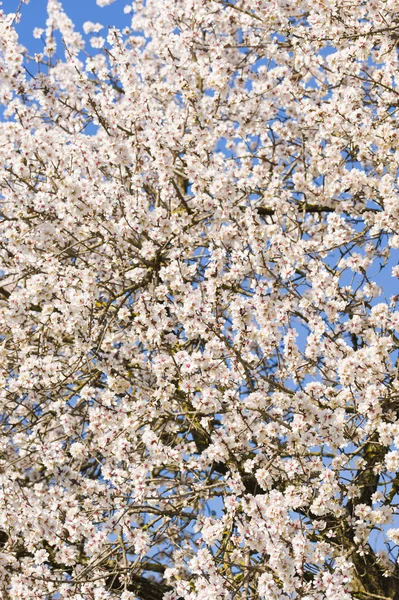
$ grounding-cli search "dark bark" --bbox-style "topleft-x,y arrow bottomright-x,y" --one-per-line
107,573 -> 174,600
256,204 -> 380,217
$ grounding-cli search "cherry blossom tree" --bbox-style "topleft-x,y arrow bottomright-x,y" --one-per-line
3,0 -> 399,598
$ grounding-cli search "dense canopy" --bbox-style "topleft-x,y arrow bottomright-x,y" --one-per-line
2,0 -> 399,599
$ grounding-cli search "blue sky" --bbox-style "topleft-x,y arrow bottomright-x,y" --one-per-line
6,0 -> 128,51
